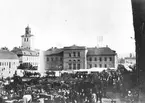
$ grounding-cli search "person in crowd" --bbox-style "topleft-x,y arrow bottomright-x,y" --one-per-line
23,94 -> 32,103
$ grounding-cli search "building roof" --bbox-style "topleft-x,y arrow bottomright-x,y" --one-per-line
63,45 -> 86,50
11,47 -> 39,56
125,57 -> 136,59
0,50 -> 18,59
87,47 -> 116,56
45,48 -> 63,56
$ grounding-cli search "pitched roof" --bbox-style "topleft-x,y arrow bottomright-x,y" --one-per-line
45,48 -> 63,56
87,47 -> 116,56
63,45 -> 86,50
11,48 -> 39,56
125,57 -> 136,59
0,50 -> 18,59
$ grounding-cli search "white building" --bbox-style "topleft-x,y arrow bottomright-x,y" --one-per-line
12,26 -> 40,71
124,57 -> 136,66
0,50 -> 19,78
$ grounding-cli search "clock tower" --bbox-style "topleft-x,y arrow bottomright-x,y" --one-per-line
21,25 -> 34,49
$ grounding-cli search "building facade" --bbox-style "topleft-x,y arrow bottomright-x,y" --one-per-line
12,26 -> 40,70
45,47 -> 63,71
0,49 -> 19,78
44,45 -> 117,71
63,45 -> 87,70
124,57 -> 136,66
87,47 -> 117,69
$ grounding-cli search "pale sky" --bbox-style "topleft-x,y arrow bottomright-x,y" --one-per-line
0,0 -> 135,57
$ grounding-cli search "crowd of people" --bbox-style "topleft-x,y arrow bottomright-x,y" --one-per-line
0,67 -> 138,103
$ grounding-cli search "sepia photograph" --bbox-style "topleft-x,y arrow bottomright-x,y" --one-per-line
0,0 -> 144,103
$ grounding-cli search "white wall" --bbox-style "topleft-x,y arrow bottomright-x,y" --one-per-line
0,59 -> 19,78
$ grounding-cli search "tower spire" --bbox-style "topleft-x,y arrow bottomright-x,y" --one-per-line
25,25 -> 31,35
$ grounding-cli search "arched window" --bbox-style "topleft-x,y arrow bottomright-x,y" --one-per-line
77,64 -> 80,69
73,63 -> 76,70
69,63 -> 72,69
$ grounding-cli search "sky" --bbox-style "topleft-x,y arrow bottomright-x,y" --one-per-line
0,0 -> 135,57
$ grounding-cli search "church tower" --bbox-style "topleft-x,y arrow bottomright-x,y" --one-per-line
21,25 -> 34,49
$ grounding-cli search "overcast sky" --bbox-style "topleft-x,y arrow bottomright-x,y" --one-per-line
0,0 -> 135,57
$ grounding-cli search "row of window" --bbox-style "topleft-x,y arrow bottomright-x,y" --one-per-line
88,57 -> 112,62
28,62 -> 38,66
69,52 -> 80,57
69,60 -> 80,62
23,57 -> 38,61
68,63 -> 81,70
89,64 -> 109,68
1,67 -> 16,74
24,38 -> 29,42
0,62 -> 18,68
47,57 -> 63,61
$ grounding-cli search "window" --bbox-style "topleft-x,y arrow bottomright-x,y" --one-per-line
0,62 -> 1,66
73,52 -> 76,57
73,63 -> 76,70
110,57 -> 112,61
73,60 -> 76,62
78,52 -> 80,57
89,57 -> 92,61
60,57 -> 63,61
78,60 -> 80,62
95,64 -> 97,67
69,63 -> 72,69
47,57 -> 49,61
9,62 -> 11,68
89,64 -> 92,68
99,57 -> 102,61
69,53 -> 71,57
104,57 -> 107,61
94,57 -> 97,61
51,57 -> 53,61
69,60 -> 71,62
55,57 -> 58,61
104,64 -> 107,68
77,64 -> 80,69
99,64 -> 102,68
